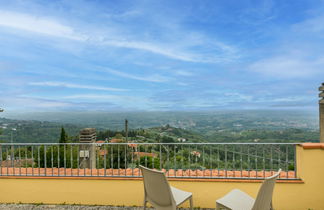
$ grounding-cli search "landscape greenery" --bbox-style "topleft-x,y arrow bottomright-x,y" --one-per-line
1,135 -> 293,171
0,110 -> 319,143
0,111 -> 315,171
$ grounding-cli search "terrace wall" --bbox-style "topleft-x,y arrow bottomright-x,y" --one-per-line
0,143 -> 323,210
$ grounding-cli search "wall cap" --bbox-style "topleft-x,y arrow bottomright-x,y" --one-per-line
300,143 -> 324,149
0,176 -> 303,183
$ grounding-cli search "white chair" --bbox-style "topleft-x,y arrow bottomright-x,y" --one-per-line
139,165 -> 193,210
216,169 -> 282,210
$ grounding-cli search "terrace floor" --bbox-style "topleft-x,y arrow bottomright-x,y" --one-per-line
0,204 -> 145,210
0,204 -> 210,210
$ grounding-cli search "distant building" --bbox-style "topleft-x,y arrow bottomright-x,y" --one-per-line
96,140 -> 105,144
136,135 -> 145,139
7,155 -> 12,161
79,128 -> 96,169
134,152 -> 157,160
191,151 -> 201,158
110,138 -> 123,143
177,138 -> 187,142
98,149 -> 108,157
95,140 -> 105,150
127,143 -> 138,148
1,159 -> 33,167
127,142 -> 138,152
79,128 -> 96,143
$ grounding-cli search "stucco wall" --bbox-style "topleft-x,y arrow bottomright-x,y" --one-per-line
0,144 -> 323,210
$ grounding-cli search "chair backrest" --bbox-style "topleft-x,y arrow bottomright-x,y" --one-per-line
252,169 -> 282,210
139,165 -> 175,207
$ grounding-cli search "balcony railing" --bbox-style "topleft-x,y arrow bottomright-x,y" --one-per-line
0,143 -> 298,180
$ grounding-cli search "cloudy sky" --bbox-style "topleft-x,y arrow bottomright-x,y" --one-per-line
0,0 -> 323,112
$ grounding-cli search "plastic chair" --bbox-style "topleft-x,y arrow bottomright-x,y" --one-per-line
139,165 -> 193,210
216,169 -> 282,210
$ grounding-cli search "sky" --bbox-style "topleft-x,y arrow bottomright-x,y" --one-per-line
0,0 -> 324,112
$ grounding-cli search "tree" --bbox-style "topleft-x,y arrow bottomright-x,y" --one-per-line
114,133 -> 123,139
161,136 -> 174,143
59,127 -> 68,143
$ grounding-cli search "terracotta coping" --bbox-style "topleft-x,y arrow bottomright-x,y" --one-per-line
0,175 -> 303,183
300,143 -> 324,149
0,168 -> 302,183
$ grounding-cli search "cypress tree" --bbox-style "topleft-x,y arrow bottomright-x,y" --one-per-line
59,127 -> 67,143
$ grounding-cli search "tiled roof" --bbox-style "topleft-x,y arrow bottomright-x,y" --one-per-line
0,159 -> 33,167
110,139 -> 123,143
134,152 -> 157,157
96,140 -> 105,144
127,143 -> 138,148
98,150 -> 108,156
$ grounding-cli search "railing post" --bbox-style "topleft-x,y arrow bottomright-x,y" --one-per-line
0,145 -> 2,176
79,128 -> 97,169
319,83 -> 324,142
0,142 -> 300,180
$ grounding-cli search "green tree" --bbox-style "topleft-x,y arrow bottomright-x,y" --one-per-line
161,136 -> 174,143
114,133 -> 123,139
58,127 -> 69,167
59,127 -> 67,143
139,156 -> 160,169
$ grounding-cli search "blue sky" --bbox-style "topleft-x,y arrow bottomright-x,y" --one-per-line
0,0 -> 323,112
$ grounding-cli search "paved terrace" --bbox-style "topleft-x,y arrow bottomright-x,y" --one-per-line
0,204 -> 161,210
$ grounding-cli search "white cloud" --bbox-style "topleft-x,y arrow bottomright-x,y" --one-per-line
292,15 -> 324,34
271,96 -> 309,102
29,81 -> 127,92
174,70 -> 194,77
63,94 -> 138,101
176,82 -> 189,86
102,40 -> 214,63
62,94 -> 151,110
0,96 -> 72,110
224,92 -> 253,101
247,9 -> 324,80
248,55 -> 324,78
0,10 -> 87,41
103,68 -> 171,83
0,10 -> 238,63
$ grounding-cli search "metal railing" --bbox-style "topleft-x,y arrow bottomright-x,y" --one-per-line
0,143 -> 298,180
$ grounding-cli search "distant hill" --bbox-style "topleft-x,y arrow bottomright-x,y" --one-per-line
3,110 -> 319,131
0,110 -> 320,143
0,118 -> 82,143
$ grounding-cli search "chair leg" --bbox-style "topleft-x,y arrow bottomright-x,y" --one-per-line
216,203 -> 220,210
216,203 -> 228,210
189,196 -> 193,210
143,198 -> 147,210
270,200 -> 274,210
